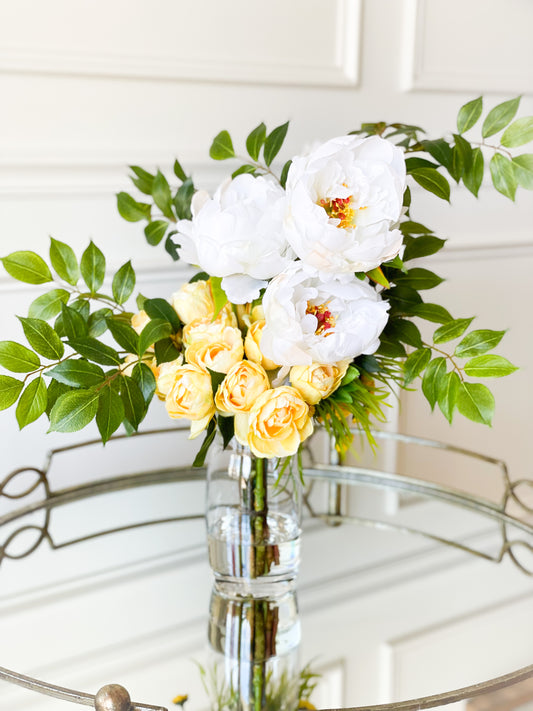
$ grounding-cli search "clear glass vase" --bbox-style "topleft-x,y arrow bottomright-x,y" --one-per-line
206,439 -> 302,596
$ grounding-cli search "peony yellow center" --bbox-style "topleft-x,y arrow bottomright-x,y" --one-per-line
306,302 -> 336,336
318,195 -> 356,229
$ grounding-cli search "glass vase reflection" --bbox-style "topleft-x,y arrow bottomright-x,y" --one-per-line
206,586 -> 301,711
206,439 -> 302,595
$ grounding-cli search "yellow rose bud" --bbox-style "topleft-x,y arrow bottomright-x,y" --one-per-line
171,280 -> 215,325
155,358 -> 183,400
250,304 -> 265,322
245,320 -> 279,371
215,360 -> 270,414
131,309 -> 150,334
289,360 -> 350,405
186,324 -> 244,374
165,363 -> 215,439
182,306 -> 238,346
235,385 -> 313,458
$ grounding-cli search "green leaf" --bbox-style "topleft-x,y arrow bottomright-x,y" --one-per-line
49,388 -> 100,432
0,375 -> 24,410
144,297 -> 181,332
131,362 -> 156,405
173,177 -> 195,220
46,359 -> 105,388
402,235 -> 446,261
512,154 -> 533,190
455,329 -> 506,357
218,414 -> 235,450
46,379 -> 70,416
120,376 -> 146,430
280,159 -> 292,189
192,418 -> 217,467
437,371 -> 460,423
106,318 -> 140,354
433,318 -> 474,344
210,276 -> 228,318
385,319 -> 423,349
263,121 -> 289,166
173,158 -> 188,183
96,386 -> 125,444
482,97 -> 520,138
450,134 -> 473,182
490,153 -> 517,200
500,116 -> 533,147
116,192 -> 151,222
376,335 -> 406,358
421,139 -> 453,172
463,147 -> 484,198
152,170 -> 175,221
405,157 -> 440,172
0,341 -> 40,372
410,303 -> 453,324
231,165 -> 256,179
1,251 -> 52,284
457,381 -> 494,425
87,307 -> 112,338
339,365 -> 359,387
112,261 -> 136,305
410,168 -> 450,201
246,122 -> 267,162
393,267 -> 444,290
16,377 -> 47,428
400,221 -> 434,235
154,337 -> 181,365
209,130 -> 235,160
457,96 -> 483,134
422,357 -> 447,411
49,237 -> 80,285
129,165 -> 154,195
404,347 -> 432,386
28,289 -> 70,321
464,354 -> 518,378
80,241 -> 106,293
18,317 -> 64,359
138,318 -> 172,356
208,367 -> 226,392
68,338 -> 121,366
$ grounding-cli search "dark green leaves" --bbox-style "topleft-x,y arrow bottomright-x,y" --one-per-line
482,97 -> 520,138
463,147 -> 484,198
47,360 -> 105,388
144,220 -> 168,246
209,130 -> 235,160
246,122 -> 267,162
410,167 -> 450,201
80,241 -> 106,293
404,348 -> 431,386
1,251 -> 52,284
68,338 -> 121,366
457,97 -> 483,134
112,261 -> 136,304
152,171 -> 175,221
143,298 -> 181,331
138,319 -> 172,356
116,192 -> 152,222
96,386 -> 124,443
263,121 -> 289,166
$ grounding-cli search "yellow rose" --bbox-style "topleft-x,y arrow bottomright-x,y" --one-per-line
186,324 -> 244,374
165,363 -> 215,438
235,386 -> 313,458
131,309 -> 150,334
171,280 -> 215,324
215,360 -> 270,414
245,320 -> 279,371
289,360 -> 350,405
154,357 -> 183,400
182,306 -> 238,346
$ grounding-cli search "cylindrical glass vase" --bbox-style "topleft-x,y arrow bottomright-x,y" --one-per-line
206,439 -> 301,595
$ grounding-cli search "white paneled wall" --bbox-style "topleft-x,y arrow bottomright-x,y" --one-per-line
0,1 -> 532,709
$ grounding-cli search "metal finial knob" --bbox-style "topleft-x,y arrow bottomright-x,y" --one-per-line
94,684 -> 132,711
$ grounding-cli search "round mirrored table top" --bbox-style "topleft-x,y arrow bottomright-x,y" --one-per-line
0,429 -> 532,711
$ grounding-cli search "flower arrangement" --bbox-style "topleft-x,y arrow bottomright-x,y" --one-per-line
0,96 -> 530,468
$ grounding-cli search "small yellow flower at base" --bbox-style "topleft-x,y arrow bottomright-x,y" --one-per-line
298,701 -> 316,710
131,309 -> 151,334
186,325 -> 244,374
172,693 -> 188,707
235,386 -> 313,458
165,363 -> 215,438
171,280 -> 215,325
215,360 -> 270,414
289,360 -> 350,405
245,320 -> 279,371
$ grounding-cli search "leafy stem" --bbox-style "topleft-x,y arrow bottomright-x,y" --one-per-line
423,341 -> 465,382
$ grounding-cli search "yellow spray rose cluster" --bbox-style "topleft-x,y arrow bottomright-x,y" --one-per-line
131,279 -> 349,458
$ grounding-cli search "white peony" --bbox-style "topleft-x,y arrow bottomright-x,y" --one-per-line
175,174 -> 293,303
260,263 -> 389,366
284,134 -> 406,275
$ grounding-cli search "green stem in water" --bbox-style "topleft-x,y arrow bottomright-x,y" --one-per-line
253,457 -> 268,578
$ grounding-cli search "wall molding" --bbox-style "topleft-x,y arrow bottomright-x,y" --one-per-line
0,0 -> 361,89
